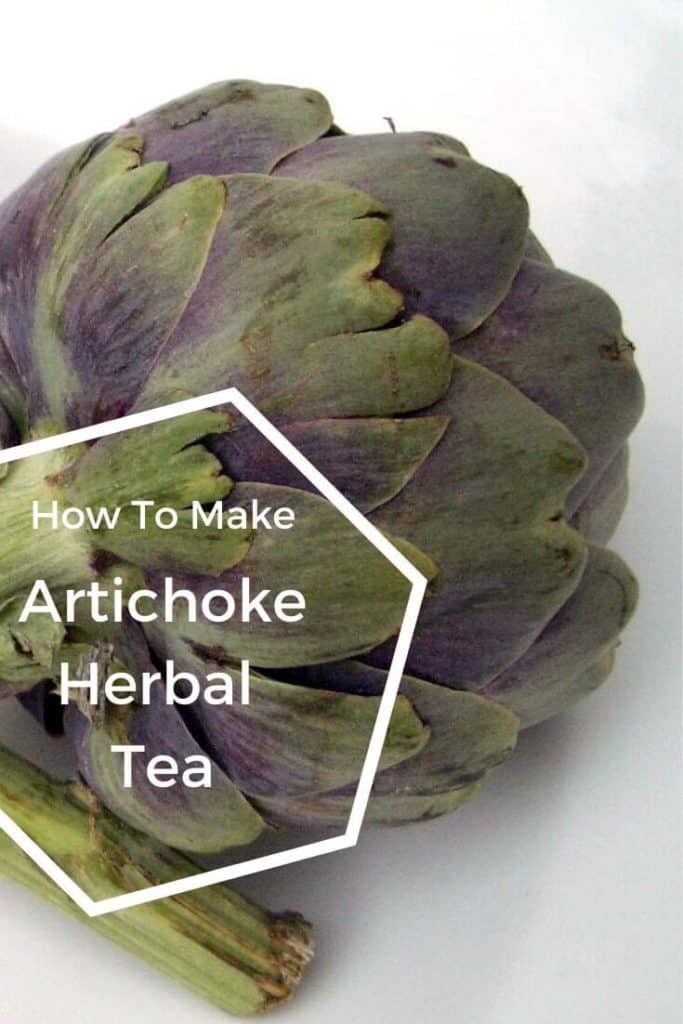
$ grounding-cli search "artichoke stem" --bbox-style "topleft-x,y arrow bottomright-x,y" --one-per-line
0,743 -> 312,1016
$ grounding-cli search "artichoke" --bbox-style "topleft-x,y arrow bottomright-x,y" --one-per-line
0,80 -> 643,855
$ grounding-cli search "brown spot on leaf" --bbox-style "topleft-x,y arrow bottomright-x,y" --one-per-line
433,155 -> 459,169
170,109 -> 209,129
599,336 -> 635,361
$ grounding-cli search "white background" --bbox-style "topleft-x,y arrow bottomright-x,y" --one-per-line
0,1 -> 680,1021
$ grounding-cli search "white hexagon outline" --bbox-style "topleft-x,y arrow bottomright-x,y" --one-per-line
0,387 -> 428,918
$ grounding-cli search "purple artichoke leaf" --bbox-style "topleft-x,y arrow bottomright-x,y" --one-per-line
455,259 -> 644,512
246,667 -> 508,826
273,131 -> 530,339
211,413 -> 451,514
368,355 -> 588,688
482,544 -> 638,725
524,231 -> 554,265
64,679 -> 266,855
122,80 -> 334,185
145,624 -> 429,801
571,445 -> 630,545
282,657 -> 520,787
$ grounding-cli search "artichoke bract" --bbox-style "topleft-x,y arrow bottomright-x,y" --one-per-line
0,81 -> 642,852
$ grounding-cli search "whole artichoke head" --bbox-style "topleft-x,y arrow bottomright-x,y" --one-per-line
0,81 -> 643,851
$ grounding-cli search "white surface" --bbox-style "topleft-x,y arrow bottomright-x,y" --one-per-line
0,1 -> 681,1021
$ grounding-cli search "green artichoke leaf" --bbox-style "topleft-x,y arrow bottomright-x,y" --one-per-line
315,661 -> 519,791
92,507 -> 251,577
32,135 -> 170,421
0,597 -> 64,689
62,407 -> 234,510
454,260 -> 644,512
124,80 -> 334,184
266,315 -> 454,420
0,136 -> 110,430
41,135 -> 168,309
60,174 -> 226,424
370,355 -> 589,689
44,134 -> 162,243
158,482 -> 437,668
138,174 -> 405,406
65,678 -> 266,855
253,660 -> 517,827
0,447 -> 94,607
483,544 -> 638,725
145,627 -> 430,799
273,131 -> 529,338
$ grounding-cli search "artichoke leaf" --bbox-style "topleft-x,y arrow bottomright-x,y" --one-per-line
0,136 -> 117,426
62,407 -> 234,511
32,135 -> 169,421
370,355 -> 588,689
264,315 -> 454,420
483,544 -> 638,725
455,260 -> 644,511
274,131 -> 529,338
146,627 -> 430,800
0,598 -> 64,690
256,779 -> 482,829
124,80 -> 333,185
156,482 -> 437,668
0,448 -> 94,606
138,174 -> 404,406
213,412 -> 451,513
292,660 -> 520,794
61,174 -> 226,424
571,446 -> 630,545
252,660 -> 517,827
65,680 -> 266,855
92,507 -> 251,577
